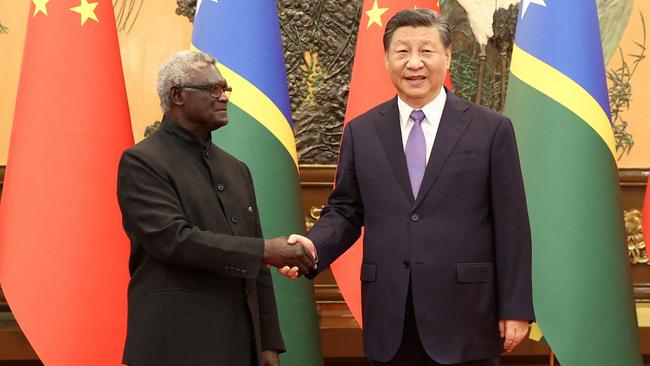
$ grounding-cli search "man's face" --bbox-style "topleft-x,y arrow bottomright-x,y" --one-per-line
180,65 -> 230,133
384,26 -> 451,108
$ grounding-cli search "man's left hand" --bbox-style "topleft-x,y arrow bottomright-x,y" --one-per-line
261,350 -> 280,366
499,319 -> 529,352
278,234 -> 318,279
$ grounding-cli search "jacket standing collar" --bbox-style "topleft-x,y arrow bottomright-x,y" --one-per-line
160,115 -> 212,151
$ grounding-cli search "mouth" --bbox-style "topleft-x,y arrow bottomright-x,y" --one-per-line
404,75 -> 426,86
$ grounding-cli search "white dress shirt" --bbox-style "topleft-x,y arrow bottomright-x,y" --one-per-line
397,87 -> 447,165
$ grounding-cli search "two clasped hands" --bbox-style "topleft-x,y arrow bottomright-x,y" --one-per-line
263,234 -> 316,278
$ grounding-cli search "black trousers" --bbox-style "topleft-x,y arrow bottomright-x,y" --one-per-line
369,286 -> 500,366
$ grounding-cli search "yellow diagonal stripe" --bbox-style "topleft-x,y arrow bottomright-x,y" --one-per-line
529,322 -> 544,342
191,44 -> 298,167
510,44 -> 616,158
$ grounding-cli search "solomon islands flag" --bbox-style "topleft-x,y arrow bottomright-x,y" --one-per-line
192,1 -> 323,364
504,1 -> 642,365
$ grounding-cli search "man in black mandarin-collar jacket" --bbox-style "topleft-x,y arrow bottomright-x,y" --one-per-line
117,51 -> 314,366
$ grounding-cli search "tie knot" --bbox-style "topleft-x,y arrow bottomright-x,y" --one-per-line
410,109 -> 425,124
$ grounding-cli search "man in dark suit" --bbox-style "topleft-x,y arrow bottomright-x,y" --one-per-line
285,9 -> 534,366
117,50 -> 315,366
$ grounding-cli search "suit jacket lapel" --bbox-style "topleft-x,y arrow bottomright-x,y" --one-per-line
414,93 -> 470,209
374,98 -> 414,204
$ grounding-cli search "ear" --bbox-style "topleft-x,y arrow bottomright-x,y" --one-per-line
384,52 -> 390,70
444,46 -> 452,70
170,86 -> 184,106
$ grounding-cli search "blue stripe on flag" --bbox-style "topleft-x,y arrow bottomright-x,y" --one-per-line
514,0 -> 610,119
192,0 -> 293,125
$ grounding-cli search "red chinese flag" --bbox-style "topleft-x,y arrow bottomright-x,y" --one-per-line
332,0 -> 451,326
0,1 -> 133,364
641,176 -> 650,247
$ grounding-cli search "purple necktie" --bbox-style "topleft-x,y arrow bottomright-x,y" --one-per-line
405,109 -> 426,199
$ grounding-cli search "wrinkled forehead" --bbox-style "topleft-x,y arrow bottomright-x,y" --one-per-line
389,26 -> 446,48
187,64 -> 227,85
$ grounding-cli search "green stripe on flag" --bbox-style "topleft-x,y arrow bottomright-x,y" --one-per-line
214,102 -> 323,365
215,104 -> 303,230
505,75 -> 641,366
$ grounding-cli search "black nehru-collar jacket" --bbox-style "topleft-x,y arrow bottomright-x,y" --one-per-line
117,115 -> 285,366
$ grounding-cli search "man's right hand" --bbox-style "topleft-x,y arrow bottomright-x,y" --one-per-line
263,236 -> 316,274
278,234 -> 317,279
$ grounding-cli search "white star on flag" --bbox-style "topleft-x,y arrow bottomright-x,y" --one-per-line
196,0 -> 219,13
520,0 -> 546,19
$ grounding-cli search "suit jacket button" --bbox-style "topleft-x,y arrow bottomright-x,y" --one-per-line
216,184 -> 225,192
410,214 -> 420,222
231,216 -> 239,223
403,260 -> 411,269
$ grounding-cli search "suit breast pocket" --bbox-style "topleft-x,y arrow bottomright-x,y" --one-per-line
448,151 -> 478,162
444,151 -> 485,201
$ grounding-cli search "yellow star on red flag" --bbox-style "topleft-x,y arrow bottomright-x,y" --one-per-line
32,0 -> 50,17
365,0 -> 389,29
70,0 -> 100,26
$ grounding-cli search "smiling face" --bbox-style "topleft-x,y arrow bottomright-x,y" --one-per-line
384,26 -> 451,109
172,64 -> 230,136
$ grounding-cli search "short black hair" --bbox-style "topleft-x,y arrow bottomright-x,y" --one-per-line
383,9 -> 451,52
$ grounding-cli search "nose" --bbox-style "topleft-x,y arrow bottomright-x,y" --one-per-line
217,92 -> 229,103
406,54 -> 424,69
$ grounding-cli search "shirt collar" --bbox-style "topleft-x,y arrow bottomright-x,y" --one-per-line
397,87 -> 447,128
160,115 -> 213,151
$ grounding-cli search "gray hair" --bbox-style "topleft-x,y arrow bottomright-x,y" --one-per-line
383,9 -> 452,52
156,50 -> 217,113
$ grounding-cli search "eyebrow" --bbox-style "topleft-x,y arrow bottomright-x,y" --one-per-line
394,39 -> 436,45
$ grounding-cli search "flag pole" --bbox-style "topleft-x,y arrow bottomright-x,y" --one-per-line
549,350 -> 555,366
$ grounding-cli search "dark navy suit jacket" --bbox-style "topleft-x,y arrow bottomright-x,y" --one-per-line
308,93 -> 535,363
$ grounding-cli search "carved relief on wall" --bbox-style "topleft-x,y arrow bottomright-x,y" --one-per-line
305,205 -> 324,231
442,0 -> 517,112
626,209 -> 648,265
278,1 -> 361,164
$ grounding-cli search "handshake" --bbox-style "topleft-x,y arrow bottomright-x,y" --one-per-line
263,234 -> 317,279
